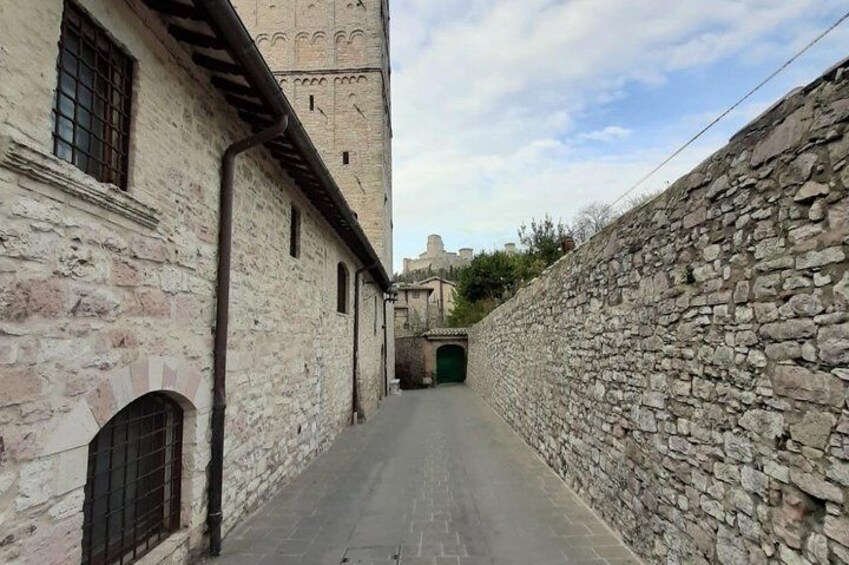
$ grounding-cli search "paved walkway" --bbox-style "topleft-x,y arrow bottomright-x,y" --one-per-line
214,386 -> 641,565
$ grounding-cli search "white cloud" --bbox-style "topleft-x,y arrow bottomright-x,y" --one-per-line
578,126 -> 632,143
390,0 -> 849,271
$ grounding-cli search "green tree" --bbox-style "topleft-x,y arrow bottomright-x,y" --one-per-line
517,214 -> 569,278
448,251 -> 520,327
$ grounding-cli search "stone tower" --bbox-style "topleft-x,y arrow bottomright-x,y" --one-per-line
232,0 -> 393,271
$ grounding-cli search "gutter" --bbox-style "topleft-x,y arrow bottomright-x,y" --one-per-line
209,117 -> 289,557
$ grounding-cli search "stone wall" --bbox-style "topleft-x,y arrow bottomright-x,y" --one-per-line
0,0 -> 387,562
396,336 -> 426,389
467,63 -> 849,564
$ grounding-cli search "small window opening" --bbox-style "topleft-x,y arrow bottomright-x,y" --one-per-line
337,262 -> 349,314
309,95 -> 314,111
342,151 -> 350,165
289,205 -> 301,258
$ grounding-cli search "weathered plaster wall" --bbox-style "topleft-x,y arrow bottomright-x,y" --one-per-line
468,65 -> 849,564
0,0 -> 386,562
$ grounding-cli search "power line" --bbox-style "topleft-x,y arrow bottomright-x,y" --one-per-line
610,9 -> 849,209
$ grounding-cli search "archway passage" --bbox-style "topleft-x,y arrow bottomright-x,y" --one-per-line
436,344 -> 466,384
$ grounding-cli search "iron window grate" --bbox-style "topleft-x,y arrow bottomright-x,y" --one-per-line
53,0 -> 134,189
337,262 -> 349,313
81,394 -> 183,565
290,205 -> 301,258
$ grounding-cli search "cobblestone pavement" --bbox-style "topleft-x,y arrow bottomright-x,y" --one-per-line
213,386 -> 641,565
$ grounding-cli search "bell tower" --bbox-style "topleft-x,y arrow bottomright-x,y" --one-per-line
231,0 -> 393,272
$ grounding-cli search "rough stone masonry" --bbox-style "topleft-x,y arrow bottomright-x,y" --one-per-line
467,61 -> 849,564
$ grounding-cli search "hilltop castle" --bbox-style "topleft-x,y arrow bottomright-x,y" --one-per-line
232,0 -> 393,270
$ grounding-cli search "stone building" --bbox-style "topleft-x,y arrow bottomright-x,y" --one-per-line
402,234 -> 473,274
230,0 -> 393,271
468,60 -> 849,564
0,1 -> 392,564
419,276 -> 457,323
394,277 -> 456,333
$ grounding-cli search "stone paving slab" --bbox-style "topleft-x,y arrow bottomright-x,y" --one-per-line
208,386 -> 642,565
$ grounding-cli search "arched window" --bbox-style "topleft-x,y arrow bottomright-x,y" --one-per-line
337,262 -> 349,313
81,393 -> 183,565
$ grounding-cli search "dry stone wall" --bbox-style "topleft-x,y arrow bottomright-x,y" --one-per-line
468,64 -> 849,565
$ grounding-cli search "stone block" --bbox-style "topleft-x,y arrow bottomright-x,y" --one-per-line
789,412 -> 836,450
0,366 -> 42,407
823,516 -> 849,548
793,181 -> 829,202
770,365 -> 844,406
0,278 -> 64,321
43,402 -> 99,455
789,471 -> 843,503
760,320 -> 816,341
53,445 -> 87,496
796,247 -> 845,270
739,409 -> 784,439
16,458 -> 52,511
817,323 -> 849,365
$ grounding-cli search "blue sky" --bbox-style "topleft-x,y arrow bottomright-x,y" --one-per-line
388,0 -> 849,273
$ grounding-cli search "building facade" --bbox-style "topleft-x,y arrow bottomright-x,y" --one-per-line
0,1 -> 392,563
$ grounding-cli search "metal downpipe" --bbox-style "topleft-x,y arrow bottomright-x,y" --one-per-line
209,116 -> 289,557
352,265 -> 375,424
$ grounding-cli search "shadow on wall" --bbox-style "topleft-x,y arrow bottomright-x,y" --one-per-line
395,336 -> 427,389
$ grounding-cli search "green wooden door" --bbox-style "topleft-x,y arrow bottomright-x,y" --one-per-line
436,345 -> 466,384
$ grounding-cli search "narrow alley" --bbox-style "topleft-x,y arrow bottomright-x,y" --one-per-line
214,387 -> 640,565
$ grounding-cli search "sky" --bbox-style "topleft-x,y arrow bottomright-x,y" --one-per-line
388,0 -> 849,273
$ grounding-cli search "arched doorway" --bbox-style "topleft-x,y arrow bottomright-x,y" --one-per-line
436,344 -> 466,384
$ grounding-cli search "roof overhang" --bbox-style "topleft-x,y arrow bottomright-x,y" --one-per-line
140,0 -> 391,291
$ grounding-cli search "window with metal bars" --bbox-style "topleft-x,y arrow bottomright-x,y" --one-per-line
53,1 -> 134,189
337,262 -> 349,314
290,204 -> 301,258
81,393 -> 183,565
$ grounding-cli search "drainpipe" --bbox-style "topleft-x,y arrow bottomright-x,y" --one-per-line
209,116 -> 289,557
382,292 -> 397,397
352,264 -> 375,424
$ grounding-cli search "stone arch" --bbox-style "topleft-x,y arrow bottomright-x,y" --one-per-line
41,357 -> 210,530
335,30 -> 366,66
295,32 -> 327,67
262,33 -> 288,67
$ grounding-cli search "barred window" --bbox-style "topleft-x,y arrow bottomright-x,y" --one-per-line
290,205 -> 301,258
53,1 -> 133,189
337,262 -> 349,314
81,394 -> 183,565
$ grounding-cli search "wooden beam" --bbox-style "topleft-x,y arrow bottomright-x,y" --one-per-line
225,95 -> 268,115
168,25 -> 226,50
192,53 -> 242,75
143,0 -> 204,20
210,76 -> 256,97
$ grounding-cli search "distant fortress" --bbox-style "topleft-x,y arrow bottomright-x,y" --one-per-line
402,234 -> 516,274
